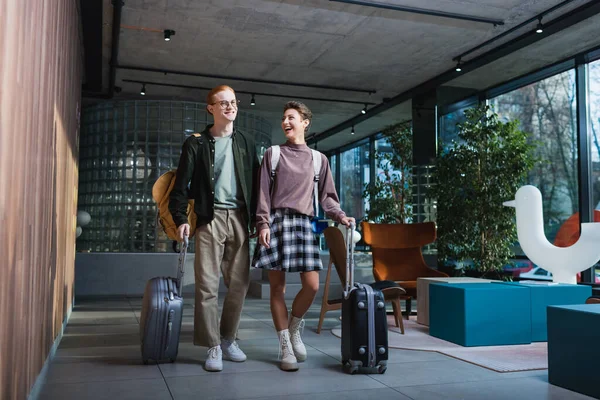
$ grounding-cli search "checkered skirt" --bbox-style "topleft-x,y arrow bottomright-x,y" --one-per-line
251,209 -> 323,272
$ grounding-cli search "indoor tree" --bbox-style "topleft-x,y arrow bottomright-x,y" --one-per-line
431,104 -> 537,277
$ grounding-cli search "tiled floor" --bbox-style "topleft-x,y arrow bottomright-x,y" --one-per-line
39,297 -> 593,400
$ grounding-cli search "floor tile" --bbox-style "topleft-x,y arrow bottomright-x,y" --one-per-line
39,378 -> 171,400
45,357 -> 162,384
394,375 -> 596,400
249,387 -> 411,400
368,358 -> 502,387
166,367 -> 385,400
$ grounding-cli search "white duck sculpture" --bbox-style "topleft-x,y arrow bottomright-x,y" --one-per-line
503,185 -> 600,284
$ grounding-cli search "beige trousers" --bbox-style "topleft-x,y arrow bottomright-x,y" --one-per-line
193,209 -> 250,348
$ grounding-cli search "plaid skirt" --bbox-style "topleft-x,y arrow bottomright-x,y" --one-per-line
251,209 -> 323,272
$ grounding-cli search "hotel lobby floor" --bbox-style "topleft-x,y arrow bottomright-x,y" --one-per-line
37,297 -> 594,400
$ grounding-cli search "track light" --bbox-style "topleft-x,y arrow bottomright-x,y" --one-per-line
140,84 -> 146,96
361,104 -> 367,114
536,18 -> 543,34
250,94 -> 256,106
351,125 -> 355,135
164,29 -> 175,41
455,58 -> 462,72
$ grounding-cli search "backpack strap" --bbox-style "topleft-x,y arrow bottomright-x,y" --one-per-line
269,145 -> 280,198
311,149 -> 321,217
270,145 -> 280,178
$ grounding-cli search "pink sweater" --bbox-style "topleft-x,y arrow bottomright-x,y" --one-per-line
256,142 -> 346,231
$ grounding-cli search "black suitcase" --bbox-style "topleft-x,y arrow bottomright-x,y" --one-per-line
140,236 -> 187,364
341,224 -> 388,374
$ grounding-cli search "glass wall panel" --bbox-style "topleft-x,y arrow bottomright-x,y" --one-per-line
438,105 -> 471,151
489,69 -> 578,251
588,59 -> 600,282
589,59 -> 600,212
339,142 -> 370,222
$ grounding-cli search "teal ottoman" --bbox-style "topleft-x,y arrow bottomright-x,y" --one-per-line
498,282 -> 590,341
429,283 -> 531,346
548,304 -> 600,399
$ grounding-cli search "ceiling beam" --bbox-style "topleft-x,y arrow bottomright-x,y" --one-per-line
308,0 -> 600,145
121,79 -> 377,106
116,65 -> 376,94
329,0 -> 504,26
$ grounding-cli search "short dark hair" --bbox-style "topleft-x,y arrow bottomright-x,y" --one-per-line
283,101 -> 312,133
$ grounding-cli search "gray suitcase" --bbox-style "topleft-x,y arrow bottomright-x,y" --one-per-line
140,236 -> 187,364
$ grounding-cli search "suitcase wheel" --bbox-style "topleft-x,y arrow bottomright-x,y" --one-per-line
378,364 -> 387,374
343,363 -> 359,375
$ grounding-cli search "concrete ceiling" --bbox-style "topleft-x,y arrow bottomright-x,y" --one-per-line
90,0 -> 599,151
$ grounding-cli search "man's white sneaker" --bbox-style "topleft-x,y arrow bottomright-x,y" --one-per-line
288,315 -> 307,361
204,345 -> 223,372
221,339 -> 247,362
278,329 -> 298,371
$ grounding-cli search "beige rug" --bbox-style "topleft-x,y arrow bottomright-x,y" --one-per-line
330,316 -> 548,373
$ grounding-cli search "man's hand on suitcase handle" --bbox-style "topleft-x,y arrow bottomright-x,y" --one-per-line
178,224 -> 190,241
259,228 -> 270,248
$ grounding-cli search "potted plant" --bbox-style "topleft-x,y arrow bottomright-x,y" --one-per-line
430,104 -> 537,280
363,121 -> 413,223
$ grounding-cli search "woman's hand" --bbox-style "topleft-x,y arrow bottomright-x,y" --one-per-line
259,228 -> 271,248
340,216 -> 355,228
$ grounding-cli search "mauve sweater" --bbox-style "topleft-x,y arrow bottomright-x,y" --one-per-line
256,142 -> 346,231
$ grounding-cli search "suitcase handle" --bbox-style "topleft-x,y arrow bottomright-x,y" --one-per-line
343,223 -> 356,299
175,235 -> 188,293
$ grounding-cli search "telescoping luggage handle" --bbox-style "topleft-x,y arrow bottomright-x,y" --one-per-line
176,235 -> 189,292
343,223 -> 356,299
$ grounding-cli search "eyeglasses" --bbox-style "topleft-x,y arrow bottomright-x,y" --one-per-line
211,99 -> 241,109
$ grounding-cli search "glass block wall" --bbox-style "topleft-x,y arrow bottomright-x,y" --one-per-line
412,165 -> 437,254
76,100 -> 271,253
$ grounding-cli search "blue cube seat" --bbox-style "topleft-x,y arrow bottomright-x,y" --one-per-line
498,282 -> 590,341
429,282 -> 531,346
547,304 -> 600,399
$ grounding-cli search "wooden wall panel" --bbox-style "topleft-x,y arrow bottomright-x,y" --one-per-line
0,0 -> 82,398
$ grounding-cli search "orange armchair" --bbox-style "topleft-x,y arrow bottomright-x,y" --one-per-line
361,221 -> 448,318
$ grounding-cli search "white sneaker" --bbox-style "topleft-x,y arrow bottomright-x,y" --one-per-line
278,329 -> 298,371
289,315 -> 307,361
204,345 -> 223,372
221,339 -> 247,362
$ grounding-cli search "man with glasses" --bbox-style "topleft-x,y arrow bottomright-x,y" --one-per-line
169,85 -> 259,372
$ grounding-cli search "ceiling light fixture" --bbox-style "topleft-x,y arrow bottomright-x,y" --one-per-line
140,84 -> 146,96
164,29 -> 175,41
250,94 -> 256,106
361,104 -> 367,114
536,18 -> 544,34
351,125 -> 355,135
455,58 -> 462,72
